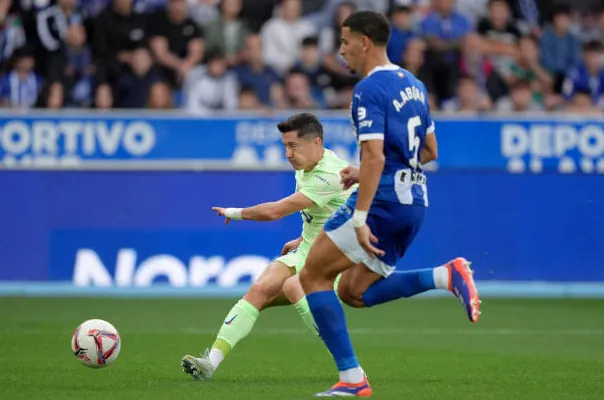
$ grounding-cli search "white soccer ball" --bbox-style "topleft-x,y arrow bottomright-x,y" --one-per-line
71,319 -> 121,368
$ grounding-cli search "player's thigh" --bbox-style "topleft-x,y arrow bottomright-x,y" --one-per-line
338,263 -> 383,308
244,261 -> 295,307
301,230 -> 354,283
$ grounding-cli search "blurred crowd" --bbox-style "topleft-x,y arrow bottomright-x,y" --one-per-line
0,0 -> 603,113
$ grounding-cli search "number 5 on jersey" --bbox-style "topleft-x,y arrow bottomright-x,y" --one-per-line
407,116 -> 421,170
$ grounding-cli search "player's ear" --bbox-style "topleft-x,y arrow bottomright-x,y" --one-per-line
361,35 -> 371,52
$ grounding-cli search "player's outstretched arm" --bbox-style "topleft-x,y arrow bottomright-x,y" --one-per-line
420,132 -> 438,165
212,192 -> 315,224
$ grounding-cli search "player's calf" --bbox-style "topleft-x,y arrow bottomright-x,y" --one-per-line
181,262 -> 294,380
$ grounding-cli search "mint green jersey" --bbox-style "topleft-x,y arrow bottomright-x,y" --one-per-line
295,149 -> 355,253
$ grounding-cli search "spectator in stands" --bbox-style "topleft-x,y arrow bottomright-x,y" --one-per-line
459,33 -> 507,102
0,46 -> 42,108
148,80 -> 173,108
421,0 -> 471,102
318,1 -> 357,89
283,70 -> 323,109
149,0 -> 204,89
23,0 -> 83,80
239,0 -> 277,33
187,0 -> 219,27
401,38 -> 434,94
0,0 -> 26,75
238,85 -> 264,110
540,5 -> 582,92
184,50 -> 238,113
353,0 -> 389,14
456,0 -> 489,27
503,0 -> 542,36
234,34 -> 285,107
47,23 -> 93,108
261,0 -> 315,75
563,88 -> 601,113
562,40 -> 604,108
290,36 -> 331,103
387,5 -> 415,66
495,79 -> 544,112
203,0 -> 250,67
477,0 -> 521,76
502,35 -> 553,104
93,0 -> 149,108
114,47 -> 166,108
442,74 -> 493,112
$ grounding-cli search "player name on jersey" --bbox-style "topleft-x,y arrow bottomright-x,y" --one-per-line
393,85 -> 426,112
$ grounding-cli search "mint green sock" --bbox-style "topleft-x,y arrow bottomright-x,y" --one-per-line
212,299 -> 260,358
293,296 -> 319,337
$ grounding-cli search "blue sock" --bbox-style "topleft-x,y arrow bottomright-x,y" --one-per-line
362,268 -> 436,307
306,290 -> 359,371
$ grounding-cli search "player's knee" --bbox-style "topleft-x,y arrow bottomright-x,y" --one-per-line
337,283 -> 365,308
282,275 -> 303,304
245,281 -> 276,307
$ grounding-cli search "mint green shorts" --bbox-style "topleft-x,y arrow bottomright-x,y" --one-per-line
274,247 -> 341,290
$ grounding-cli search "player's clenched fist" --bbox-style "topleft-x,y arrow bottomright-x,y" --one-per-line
355,225 -> 385,258
340,166 -> 359,190
281,237 -> 303,255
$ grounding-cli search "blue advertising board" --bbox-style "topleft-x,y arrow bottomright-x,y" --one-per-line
1,171 -> 603,291
1,112 -> 603,297
0,112 -> 603,173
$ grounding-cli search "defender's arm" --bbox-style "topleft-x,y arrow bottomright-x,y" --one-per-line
354,139 -> 385,215
420,132 -> 438,165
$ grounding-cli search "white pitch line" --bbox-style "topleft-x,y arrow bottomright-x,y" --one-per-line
2,328 -> 603,336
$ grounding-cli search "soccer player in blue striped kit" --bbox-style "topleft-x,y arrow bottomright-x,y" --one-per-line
299,11 -> 482,397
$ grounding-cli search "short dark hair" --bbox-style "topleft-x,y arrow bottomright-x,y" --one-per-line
584,40 -> 604,53
277,113 -> 323,141
343,11 -> 390,46
510,79 -> 532,90
552,5 -> 572,18
488,0 -> 508,8
302,36 -> 319,47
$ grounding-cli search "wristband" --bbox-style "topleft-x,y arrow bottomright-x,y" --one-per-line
224,208 -> 243,220
352,210 -> 368,228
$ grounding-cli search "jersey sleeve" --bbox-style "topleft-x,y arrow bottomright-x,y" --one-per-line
354,82 -> 386,142
298,172 -> 342,208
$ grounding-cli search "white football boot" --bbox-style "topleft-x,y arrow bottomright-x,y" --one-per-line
181,349 -> 214,380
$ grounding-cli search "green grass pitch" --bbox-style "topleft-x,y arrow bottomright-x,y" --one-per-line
1,297 -> 603,399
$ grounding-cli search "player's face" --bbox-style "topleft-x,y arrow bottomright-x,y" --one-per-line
282,131 -> 321,171
339,27 -> 365,74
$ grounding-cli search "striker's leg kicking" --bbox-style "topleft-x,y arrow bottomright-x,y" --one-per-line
181,261 -> 294,380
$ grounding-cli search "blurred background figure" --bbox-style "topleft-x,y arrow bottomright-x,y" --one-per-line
149,0 -> 204,90
0,46 -> 42,108
203,0 -> 250,67
0,0 -> 596,113
184,50 -> 238,114
260,0 -> 315,74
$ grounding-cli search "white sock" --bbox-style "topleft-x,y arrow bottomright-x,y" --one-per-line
208,348 -> 224,369
339,366 -> 364,383
433,266 -> 450,289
